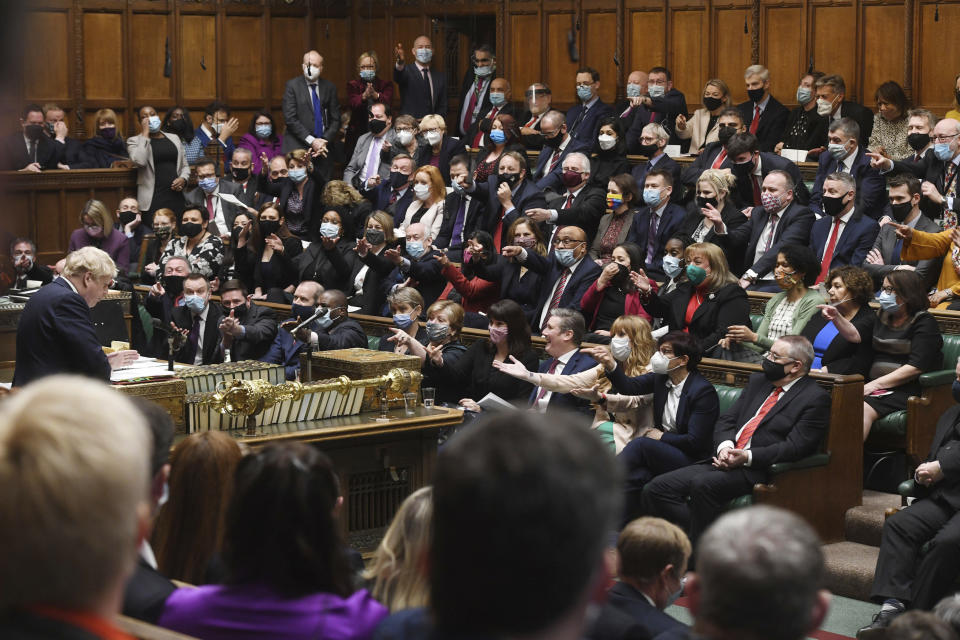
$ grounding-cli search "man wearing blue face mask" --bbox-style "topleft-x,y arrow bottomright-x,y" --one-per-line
382,222 -> 446,310
458,44 -> 497,137
868,117 -> 960,229
626,169 -> 685,280
809,118 -> 887,219
565,67 -> 613,145
184,101 -> 238,172
466,77 -> 518,149
184,156 -> 246,240
624,66 -> 688,147
169,272 -> 223,365
393,36 -> 448,119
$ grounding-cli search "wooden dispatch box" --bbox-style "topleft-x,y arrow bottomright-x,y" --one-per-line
301,348 -> 422,412
115,377 -> 188,432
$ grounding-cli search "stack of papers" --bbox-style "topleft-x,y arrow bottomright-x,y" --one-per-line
111,357 -> 182,382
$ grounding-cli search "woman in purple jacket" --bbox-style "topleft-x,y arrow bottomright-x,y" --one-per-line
158,442 -> 387,640
68,199 -> 130,271
237,109 -> 283,175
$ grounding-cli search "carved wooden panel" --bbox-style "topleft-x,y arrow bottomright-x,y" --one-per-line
916,2 -> 960,114
224,15 -> 264,102
546,12 -> 579,105
83,12 -> 124,101
669,8 -> 707,108
761,4 -> 805,107
507,13 -> 540,95
860,4 -> 905,104
270,17 -> 306,102
315,18 -> 351,99
811,4 -> 857,100
180,14 -> 217,101
23,10 -> 70,102
131,13 -> 172,103
627,10 -> 666,73
583,11 -> 618,103
714,7 -> 753,105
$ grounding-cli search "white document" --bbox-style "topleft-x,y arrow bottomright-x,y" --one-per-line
217,192 -> 249,209
475,392 -> 517,412
780,149 -> 808,163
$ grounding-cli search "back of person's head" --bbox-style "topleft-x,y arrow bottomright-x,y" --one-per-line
364,486 -> 433,612
223,442 -> 351,597
887,611 -> 959,640
691,505 -> 827,640
431,412 -> 621,635
128,397 -> 175,513
152,431 -> 242,584
618,517 -> 691,583
0,376 -> 150,611
935,594 -> 960,637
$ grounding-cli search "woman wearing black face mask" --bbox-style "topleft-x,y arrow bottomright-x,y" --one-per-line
580,243 -> 655,340
675,79 -> 731,154
160,206 -> 224,280
352,211 -> 401,315
434,231 -> 500,320
141,208 -> 177,285
234,202 -> 302,304
680,169 -> 745,244
80,108 -> 129,168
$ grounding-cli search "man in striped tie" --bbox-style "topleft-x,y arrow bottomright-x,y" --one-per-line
640,335 -> 830,544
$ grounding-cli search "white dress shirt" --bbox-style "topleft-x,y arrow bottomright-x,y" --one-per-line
717,376 -> 801,465
533,348 -> 576,412
661,373 -> 689,432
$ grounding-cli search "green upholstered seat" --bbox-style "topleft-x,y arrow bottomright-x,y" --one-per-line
367,335 -> 380,350
750,314 -> 763,332
715,384 -> 743,414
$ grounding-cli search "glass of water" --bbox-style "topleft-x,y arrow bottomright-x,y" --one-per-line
403,392 -> 417,416
422,387 -> 436,409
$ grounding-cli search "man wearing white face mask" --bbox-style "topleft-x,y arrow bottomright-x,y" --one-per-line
184,101 -> 238,172
458,44 -> 497,136
383,222 -> 446,308
813,74 -> 873,147
282,50 -> 340,163
393,36 -> 448,118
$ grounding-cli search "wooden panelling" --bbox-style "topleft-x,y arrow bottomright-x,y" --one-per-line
714,8 -> 752,105
224,16 -> 263,102
546,12 -> 579,104
394,17 -> 430,70
507,13 -> 540,93
811,4 -> 857,100
627,10 -> 666,73
23,11 -> 70,102
83,12 -> 124,101
315,18 -> 350,102
130,13 -> 171,104
762,4 -> 805,106
916,3 -> 960,113
179,14 -> 217,101
669,8 -> 708,107
583,11 -> 618,103
860,4 -> 905,107
270,17 -> 306,102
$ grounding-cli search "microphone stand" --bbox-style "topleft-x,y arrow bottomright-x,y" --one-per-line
288,308 -> 323,382
151,319 -> 177,372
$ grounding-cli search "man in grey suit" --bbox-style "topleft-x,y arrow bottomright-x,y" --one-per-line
281,50 -> 340,162
343,102 -> 397,191
864,173 -> 940,290
184,156 -> 248,239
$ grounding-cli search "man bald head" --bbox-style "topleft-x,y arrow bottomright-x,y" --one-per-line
302,51 -> 323,81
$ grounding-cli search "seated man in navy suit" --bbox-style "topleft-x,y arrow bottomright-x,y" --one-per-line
809,171 -> 880,286
678,108 -> 746,197
532,110 -> 592,192
608,517 -> 691,640
642,336 -> 830,545
366,153 -> 416,225
627,168 -> 686,280
381,222 -> 446,310
501,225 -> 602,332
631,123 -> 681,201
810,118 -> 887,218
529,308 -> 597,418
526,152 -> 607,245
262,285 -> 366,380
565,67 -> 614,145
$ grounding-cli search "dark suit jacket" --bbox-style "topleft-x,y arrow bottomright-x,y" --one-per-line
551,184 -> 608,244
680,141 -> 732,193
184,180 -> 246,234
471,254 -> 544,320
809,210 -> 880,272
679,200 -> 747,247
643,281 -> 751,353
737,96 -> 790,152
565,99 -> 615,144
523,252 -> 602,327
626,203 -> 686,278
835,101 -> 875,147
227,302 -> 279,362
587,601 -> 647,640
465,103 -> 520,148
0,132 -> 59,170
810,146 -> 887,218
12,277 -> 111,387
864,213 -> 941,288
370,183 -> 415,227
257,171 -> 325,240
714,373 -> 830,469
458,71 -> 493,136
890,153 -> 960,223
731,152 -> 810,207
281,75 -> 341,152
54,136 -> 93,169
122,557 -> 176,624
435,190 -> 487,256
394,63 -> 448,119
531,348 -> 598,415
716,201 -> 815,278
261,316 -> 367,379
295,240 -> 357,292
800,305 -> 875,377
607,368 -> 719,460
474,177 -> 548,248
220,176 -> 258,207
533,137 -> 593,192
626,89 -> 689,150
914,404 -> 960,510
171,303 -> 225,365
631,155 -> 682,201
414,135 -> 467,184
607,581 -> 686,640
383,249 -> 447,309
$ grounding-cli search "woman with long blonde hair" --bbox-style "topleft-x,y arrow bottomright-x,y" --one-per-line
363,486 -> 433,612
493,314 -> 656,452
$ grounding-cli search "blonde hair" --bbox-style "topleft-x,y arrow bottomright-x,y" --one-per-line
366,210 -> 396,245
595,315 -> 655,393
419,113 -> 447,133
286,148 -> 313,171
618,517 -> 691,583
93,108 -> 119,130
697,169 -> 737,204
387,286 -> 424,313
63,245 -> 117,280
357,51 -> 379,72
363,486 -> 433,611
703,78 -> 731,105
427,300 -> 464,339
0,375 -> 149,609
413,165 -> 446,204
322,180 -> 365,207
80,198 -> 115,230
686,242 -> 737,291
153,208 -> 175,225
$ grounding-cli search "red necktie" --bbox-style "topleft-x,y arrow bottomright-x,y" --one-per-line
548,150 -> 563,173
563,193 -> 574,209
546,269 -> 571,326
534,358 -> 561,404
206,194 -> 214,220
736,386 -> 783,448
749,104 -> 760,135
493,206 -> 504,252
472,107 -> 500,147
711,148 -> 727,169
462,78 -> 483,133
751,175 -> 762,206
762,214 -> 779,252
816,218 -> 842,284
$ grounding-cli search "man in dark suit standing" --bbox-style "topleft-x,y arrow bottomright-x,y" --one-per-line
465,77 -> 517,149
281,50 -> 341,166
625,67 -> 688,149
532,110 -> 593,192
736,65 -> 790,153
614,70 -> 649,134
526,308 -> 597,417
809,172 -> 880,285
858,360 -> 960,636
608,517 -> 691,639
565,67 -> 614,145
810,118 -> 887,218
468,151 -> 546,251
642,336 -> 830,545
627,169 -> 685,280
0,103 -> 59,171
13,246 -> 137,387
725,133 -> 810,208
457,44 -> 496,138
527,151 -> 606,245
814,74 -> 874,147
393,36 -> 448,119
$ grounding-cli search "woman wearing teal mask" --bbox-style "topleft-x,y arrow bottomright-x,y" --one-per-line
633,241 -> 751,353
590,174 -> 642,264
473,114 -> 524,185
346,51 -> 394,153
256,148 -> 320,242
233,202 -> 302,304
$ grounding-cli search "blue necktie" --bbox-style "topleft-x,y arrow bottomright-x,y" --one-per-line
311,84 -> 324,138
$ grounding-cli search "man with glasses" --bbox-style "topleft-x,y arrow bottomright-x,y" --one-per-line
625,66 -> 688,147
565,67 -> 613,144
641,335 -> 830,545
519,83 -> 554,149
13,246 -> 137,386
526,152 -> 606,244
809,118 -> 886,219
869,118 -> 960,229
502,225 -> 601,331
458,44 -> 496,137
531,110 -> 592,191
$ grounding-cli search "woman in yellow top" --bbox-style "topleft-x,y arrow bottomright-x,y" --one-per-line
899,224 -> 960,309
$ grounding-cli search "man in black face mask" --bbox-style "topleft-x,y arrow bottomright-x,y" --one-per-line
530,110 -> 592,192
464,150 -> 547,250
808,172 -> 879,286
144,256 -> 191,358
343,102 -> 396,191
864,174 -> 940,291
1,104 -> 59,171
631,123 -> 681,195
725,132 -> 810,209
641,335 -> 829,546
368,154 -> 416,223
216,279 -> 278,362
735,65 -> 790,153
679,108 -> 746,195
221,148 -> 257,207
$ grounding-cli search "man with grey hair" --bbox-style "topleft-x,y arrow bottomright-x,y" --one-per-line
223,146 -> 257,206
814,74 -> 873,145
527,151 -> 607,244
631,122 -> 682,190
13,246 -> 137,387
531,109 -> 592,191
810,117 -> 887,218
808,170 -> 880,285
736,64 -> 790,153
643,336 -> 830,545
667,505 -> 830,640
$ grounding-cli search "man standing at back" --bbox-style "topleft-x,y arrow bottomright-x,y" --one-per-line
394,36 -> 448,118
282,50 -> 340,170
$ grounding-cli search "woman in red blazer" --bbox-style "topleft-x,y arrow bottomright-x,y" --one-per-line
580,242 -> 656,336
346,51 -> 395,153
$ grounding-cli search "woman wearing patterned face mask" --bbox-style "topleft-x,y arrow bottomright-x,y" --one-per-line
400,300 -> 468,405
473,114 -> 524,184
257,148 -> 324,242
68,199 -> 130,270
127,104 -> 189,223
233,202 -> 302,303
590,117 -> 630,190
295,209 -> 358,294
591,174 -> 642,265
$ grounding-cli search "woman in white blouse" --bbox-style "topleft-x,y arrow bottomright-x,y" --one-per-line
675,79 -> 731,153
399,165 -> 445,240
